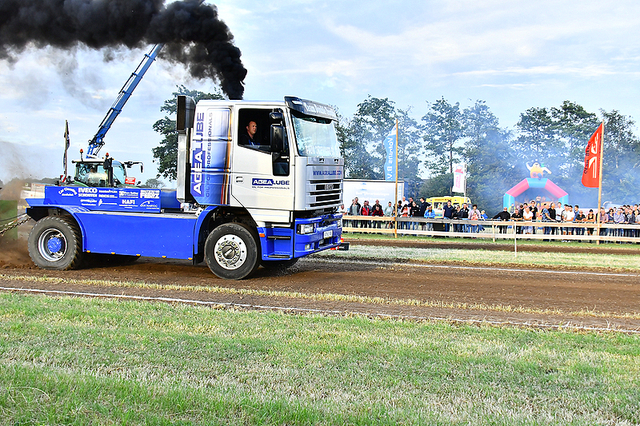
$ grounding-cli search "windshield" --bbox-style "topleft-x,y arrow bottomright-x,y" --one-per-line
291,111 -> 340,157
74,161 -> 127,187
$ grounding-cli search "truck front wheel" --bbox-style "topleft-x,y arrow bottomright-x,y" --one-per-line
28,216 -> 84,270
205,223 -> 260,280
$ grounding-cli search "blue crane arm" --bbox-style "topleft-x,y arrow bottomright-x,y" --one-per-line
87,44 -> 164,157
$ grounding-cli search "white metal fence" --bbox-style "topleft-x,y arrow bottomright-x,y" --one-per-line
342,215 -> 640,243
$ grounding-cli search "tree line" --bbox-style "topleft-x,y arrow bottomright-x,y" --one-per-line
151,88 -> 640,215
336,96 -> 640,214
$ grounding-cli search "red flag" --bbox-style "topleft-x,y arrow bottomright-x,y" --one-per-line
582,123 -> 603,188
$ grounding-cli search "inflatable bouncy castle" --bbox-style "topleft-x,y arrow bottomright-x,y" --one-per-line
503,163 -> 569,209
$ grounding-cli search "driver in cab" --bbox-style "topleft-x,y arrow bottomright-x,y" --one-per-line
240,120 -> 268,151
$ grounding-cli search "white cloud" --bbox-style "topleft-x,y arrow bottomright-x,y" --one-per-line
4,0 -> 640,183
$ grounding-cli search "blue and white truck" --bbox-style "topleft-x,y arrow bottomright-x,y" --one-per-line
26,95 -> 344,279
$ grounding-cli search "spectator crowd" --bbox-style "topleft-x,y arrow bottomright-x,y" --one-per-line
341,196 -> 488,233
341,196 -> 640,240
496,200 -> 640,238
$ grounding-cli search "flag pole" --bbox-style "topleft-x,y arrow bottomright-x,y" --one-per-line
596,120 -> 605,245
63,120 -> 70,183
394,118 -> 399,239
464,163 -> 467,201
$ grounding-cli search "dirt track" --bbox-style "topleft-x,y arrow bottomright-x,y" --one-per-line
2,229 -> 640,332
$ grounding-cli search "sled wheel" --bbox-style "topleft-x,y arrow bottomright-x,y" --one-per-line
28,216 -> 84,270
205,223 -> 260,280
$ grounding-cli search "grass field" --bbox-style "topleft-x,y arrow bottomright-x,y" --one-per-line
336,235 -> 640,271
344,232 -> 640,249
1,293 -> 638,425
319,245 -> 640,271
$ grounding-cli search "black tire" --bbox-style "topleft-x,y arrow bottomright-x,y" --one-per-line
204,223 -> 260,280
28,216 -> 84,270
261,258 -> 299,270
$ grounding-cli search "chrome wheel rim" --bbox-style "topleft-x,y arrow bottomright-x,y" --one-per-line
38,229 -> 68,262
214,234 -> 247,270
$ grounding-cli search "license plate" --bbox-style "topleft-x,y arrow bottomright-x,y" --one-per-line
323,230 -> 333,239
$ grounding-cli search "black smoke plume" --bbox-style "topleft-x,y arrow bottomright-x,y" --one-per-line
0,0 -> 246,99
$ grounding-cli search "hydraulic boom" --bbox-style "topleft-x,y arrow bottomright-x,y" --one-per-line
87,44 -> 163,157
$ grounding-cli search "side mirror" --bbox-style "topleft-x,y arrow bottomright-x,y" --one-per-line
270,125 -> 284,153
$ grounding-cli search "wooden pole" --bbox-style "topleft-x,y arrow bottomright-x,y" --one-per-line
394,119 -> 399,239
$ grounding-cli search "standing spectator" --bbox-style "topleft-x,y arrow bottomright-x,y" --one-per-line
424,205 -> 435,231
480,210 -> 488,231
598,207 -> 609,237
469,204 -> 481,233
384,201 -> 394,217
349,198 -> 361,215
522,205 -> 534,234
372,199 -> 383,213
528,200 -> 538,234
419,197 -> 428,216
443,200 -> 455,232
493,207 -> 512,234
347,198 -> 361,228
607,208 -> 615,236
511,204 -> 523,234
409,200 -> 420,230
548,202 -> 557,235
613,208 -> 626,238
627,206 -> 637,237
384,201 -> 395,229
457,203 -> 470,232
360,200 -> 372,228
418,197 -> 428,230
574,208 -> 586,237
561,204 -> 575,237
399,202 -> 410,230
338,203 -> 348,228
371,202 -> 384,229
469,204 -> 481,220
585,209 -> 596,237
540,202 -> 552,236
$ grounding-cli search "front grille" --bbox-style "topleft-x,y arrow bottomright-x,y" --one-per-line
308,179 -> 342,207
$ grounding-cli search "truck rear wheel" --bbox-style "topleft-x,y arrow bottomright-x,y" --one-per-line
205,223 -> 260,280
28,216 -> 84,270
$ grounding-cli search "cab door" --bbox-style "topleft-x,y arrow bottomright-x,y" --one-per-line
231,107 -> 294,212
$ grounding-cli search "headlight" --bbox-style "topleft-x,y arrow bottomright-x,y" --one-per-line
297,223 -> 315,234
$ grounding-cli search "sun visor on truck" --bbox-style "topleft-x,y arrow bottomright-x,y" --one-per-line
285,97 -> 337,121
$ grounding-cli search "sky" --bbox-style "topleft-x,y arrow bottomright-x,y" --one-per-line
2,0 -> 640,185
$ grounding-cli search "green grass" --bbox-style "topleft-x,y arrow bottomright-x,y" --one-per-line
345,232 -> 640,250
1,293 -> 639,425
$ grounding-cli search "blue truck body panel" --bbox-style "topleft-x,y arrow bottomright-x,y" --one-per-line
27,191 -> 341,262
256,213 -> 342,261
76,211 -> 196,259
42,186 -> 162,213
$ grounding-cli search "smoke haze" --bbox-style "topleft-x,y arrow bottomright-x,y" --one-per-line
0,0 -> 246,99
